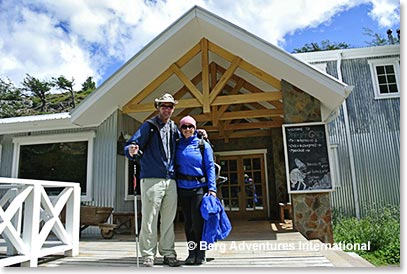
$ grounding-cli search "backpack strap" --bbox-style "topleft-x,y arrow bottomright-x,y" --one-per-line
142,118 -> 157,151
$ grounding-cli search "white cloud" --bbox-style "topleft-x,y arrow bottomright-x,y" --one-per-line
369,0 -> 400,27
0,0 -> 400,90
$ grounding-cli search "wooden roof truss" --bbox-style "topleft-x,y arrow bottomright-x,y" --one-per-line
123,38 -> 283,141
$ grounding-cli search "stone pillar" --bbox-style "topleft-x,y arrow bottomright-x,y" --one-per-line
282,80 -> 333,244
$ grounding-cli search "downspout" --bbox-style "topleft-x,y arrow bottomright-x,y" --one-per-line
336,52 -> 361,219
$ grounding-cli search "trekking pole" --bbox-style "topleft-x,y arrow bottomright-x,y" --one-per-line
133,163 -> 140,267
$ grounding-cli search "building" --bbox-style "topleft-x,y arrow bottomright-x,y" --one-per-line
1,6 -> 399,242
294,45 -> 400,219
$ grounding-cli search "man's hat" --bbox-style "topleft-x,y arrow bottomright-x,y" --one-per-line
154,93 -> 178,108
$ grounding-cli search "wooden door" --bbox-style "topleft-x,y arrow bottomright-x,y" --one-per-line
218,154 -> 267,220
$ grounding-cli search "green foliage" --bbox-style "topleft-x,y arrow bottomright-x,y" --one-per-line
292,40 -> 351,53
0,78 -> 26,118
0,75 -> 96,118
52,75 -> 76,108
333,204 -> 400,266
22,74 -> 53,112
363,27 -> 399,46
293,28 -> 399,54
81,76 -> 96,92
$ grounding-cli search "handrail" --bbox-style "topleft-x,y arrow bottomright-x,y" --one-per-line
0,177 -> 80,267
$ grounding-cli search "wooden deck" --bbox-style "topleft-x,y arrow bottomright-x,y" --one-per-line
8,220 -> 374,268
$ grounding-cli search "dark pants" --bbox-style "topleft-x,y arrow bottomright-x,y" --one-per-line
178,187 -> 205,251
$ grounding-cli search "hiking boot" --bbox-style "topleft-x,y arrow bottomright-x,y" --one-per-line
163,256 -> 181,267
195,250 -> 206,265
143,257 -> 154,267
184,250 -> 196,265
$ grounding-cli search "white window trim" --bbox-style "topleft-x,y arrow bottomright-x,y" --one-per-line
312,62 -> 327,73
12,131 -> 95,201
368,58 -> 401,99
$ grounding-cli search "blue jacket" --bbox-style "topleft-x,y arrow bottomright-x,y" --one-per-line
175,132 -> 217,192
124,116 -> 180,179
200,194 -> 232,245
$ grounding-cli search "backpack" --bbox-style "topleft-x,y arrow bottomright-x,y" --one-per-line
197,132 -> 223,184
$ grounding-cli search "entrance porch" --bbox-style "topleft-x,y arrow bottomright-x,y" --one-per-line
36,220 -> 373,267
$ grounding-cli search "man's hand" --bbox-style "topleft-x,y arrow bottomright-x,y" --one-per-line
128,144 -> 140,157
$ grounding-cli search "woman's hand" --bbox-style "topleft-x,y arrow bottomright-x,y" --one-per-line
208,190 -> 216,197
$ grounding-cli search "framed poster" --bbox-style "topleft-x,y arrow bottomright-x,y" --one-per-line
282,122 -> 334,193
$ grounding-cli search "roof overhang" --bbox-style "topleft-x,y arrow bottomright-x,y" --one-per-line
0,113 -> 81,135
70,6 -> 352,127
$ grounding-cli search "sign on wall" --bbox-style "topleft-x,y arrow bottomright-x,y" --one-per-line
282,122 -> 334,193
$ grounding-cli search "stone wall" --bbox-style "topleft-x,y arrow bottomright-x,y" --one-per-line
282,79 -> 334,244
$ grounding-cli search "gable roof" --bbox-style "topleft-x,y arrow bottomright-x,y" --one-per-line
70,5 -> 352,131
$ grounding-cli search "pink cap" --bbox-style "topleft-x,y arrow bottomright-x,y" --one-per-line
179,115 -> 196,128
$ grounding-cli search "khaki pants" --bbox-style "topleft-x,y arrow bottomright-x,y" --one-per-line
139,178 -> 178,259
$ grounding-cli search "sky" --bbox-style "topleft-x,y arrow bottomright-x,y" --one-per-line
0,0 -> 400,90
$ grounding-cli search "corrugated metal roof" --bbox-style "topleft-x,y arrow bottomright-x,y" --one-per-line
0,113 -> 70,124
0,112 -> 82,134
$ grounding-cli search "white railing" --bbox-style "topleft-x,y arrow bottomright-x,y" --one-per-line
0,177 -> 80,267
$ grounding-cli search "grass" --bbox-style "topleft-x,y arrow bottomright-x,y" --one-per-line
332,204 -> 400,266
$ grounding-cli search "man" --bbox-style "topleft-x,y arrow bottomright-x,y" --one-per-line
124,93 -> 181,267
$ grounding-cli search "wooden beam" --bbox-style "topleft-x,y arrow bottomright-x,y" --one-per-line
215,63 -> 282,107
242,81 -> 283,109
170,64 -> 203,104
212,92 -> 282,106
239,60 -> 281,90
208,40 -> 281,90
189,108 -> 282,122
214,79 -> 245,125
203,120 -> 282,131
122,67 -> 173,113
209,129 -> 272,140
221,109 -> 283,120
201,38 -> 210,113
208,41 -> 235,62
209,56 -> 241,103
175,42 -> 201,67
124,98 -> 201,113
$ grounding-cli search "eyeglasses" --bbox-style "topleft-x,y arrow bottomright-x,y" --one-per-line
181,124 -> 195,130
159,104 -> 174,109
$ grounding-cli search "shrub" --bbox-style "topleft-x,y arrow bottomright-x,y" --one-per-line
332,204 -> 400,266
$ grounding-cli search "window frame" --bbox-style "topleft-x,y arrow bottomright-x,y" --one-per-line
368,58 -> 401,99
11,131 -> 95,201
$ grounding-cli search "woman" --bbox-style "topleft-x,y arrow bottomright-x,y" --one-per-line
175,115 -> 217,265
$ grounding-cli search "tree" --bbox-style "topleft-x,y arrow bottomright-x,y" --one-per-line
21,74 -> 52,112
363,27 -> 400,46
53,75 -> 76,108
81,76 -> 96,92
0,78 -> 25,118
292,40 -> 351,53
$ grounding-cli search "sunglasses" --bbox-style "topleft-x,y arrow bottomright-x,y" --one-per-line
159,104 -> 174,109
181,124 -> 195,130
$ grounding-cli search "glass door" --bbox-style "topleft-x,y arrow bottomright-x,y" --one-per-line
218,154 -> 267,220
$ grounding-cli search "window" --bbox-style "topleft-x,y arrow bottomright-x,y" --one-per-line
368,58 -> 400,99
12,132 -> 95,200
